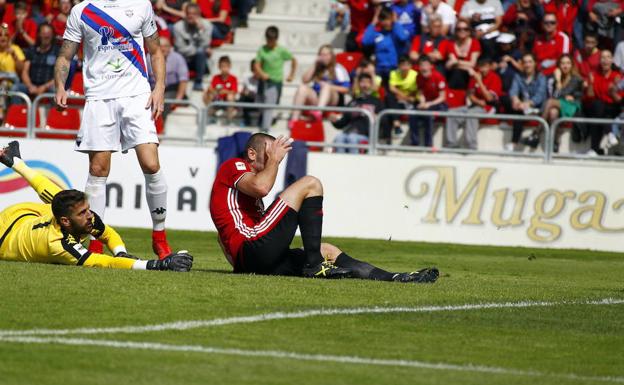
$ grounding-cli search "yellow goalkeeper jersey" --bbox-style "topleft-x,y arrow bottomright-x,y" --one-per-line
0,202 -> 134,269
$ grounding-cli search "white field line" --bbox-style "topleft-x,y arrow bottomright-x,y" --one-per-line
1,336 -> 623,384
0,298 -> 622,337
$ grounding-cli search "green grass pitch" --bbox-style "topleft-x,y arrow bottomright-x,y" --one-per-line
1,228 -> 623,385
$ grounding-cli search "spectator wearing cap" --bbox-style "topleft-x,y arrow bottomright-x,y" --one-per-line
459,0 -> 503,58
13,23 -> 58,100
197,0 -> 232,40
410,15 -> 447,74
7,1 -> 36,49
392,0 -> 422,42
504,52 -> 547,151
173,3 -> 213,91
412,56 -> 447,146
584,49 -> 623,155
574,32 -> 601,80
441,20 -> 481,116
362,7 -> 410,84
446,56 -> 501,149
532,13 -> 571,76
494,33 -> 522,92
421,0 -> 457,36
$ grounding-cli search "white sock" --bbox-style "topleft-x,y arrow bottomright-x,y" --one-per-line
85,174 -> 108,219
144,169 -> 167,231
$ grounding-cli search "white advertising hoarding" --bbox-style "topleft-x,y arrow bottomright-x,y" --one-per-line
1,139 -> 623,252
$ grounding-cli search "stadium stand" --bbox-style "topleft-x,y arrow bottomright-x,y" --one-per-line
2,0 -> 624,156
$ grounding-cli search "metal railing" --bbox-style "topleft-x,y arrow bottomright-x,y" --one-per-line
30,93 -> 203,142
0,91 -> 32,136
207,101 -> 376,153
374,109 -> 551,161
550,117 -> 624,162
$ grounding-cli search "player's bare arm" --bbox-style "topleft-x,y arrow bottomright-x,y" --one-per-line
145,31 -> 166,121
237,136 -> 292,198
54,39 -> 79,110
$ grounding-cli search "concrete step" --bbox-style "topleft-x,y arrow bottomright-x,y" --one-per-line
233,28 -> 345,51
263,0 -> 331,18
247,13 -> 327,33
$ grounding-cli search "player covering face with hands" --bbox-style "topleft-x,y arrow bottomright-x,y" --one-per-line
0,142 -> 193,272
209,133 -> 439,282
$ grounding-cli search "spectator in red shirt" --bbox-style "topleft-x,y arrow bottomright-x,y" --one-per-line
542,0 -> 578,39
197,0 -> 232,40
154,0 -> 187,27
51,0 -> 72,44
574,32 -> 601,80
411,56 -> 447,146
502,0 -> 543,45
343,0 -> 376,53
532,13 -> 571,76
584,49 -> 623,155
442,20 -> 481,112
0,1 -> 15,25
8,2 -> 37,49
409,15 -> 447,74
203,55 -> 239,122
446,56 -> 501,149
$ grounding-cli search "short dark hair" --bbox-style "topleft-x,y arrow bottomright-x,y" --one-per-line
379,7 -> 393,21
244,133 -> 276,158
15,1 -> 28,12
477,56 -> 493,66
51,190 -> 87,221
398,55 -> 410,65
265,25 -> 279,40
186,3 -> 200,13
219,55 -> 231,65
585,32 -> 598,41
418,56 -> 432,65
357,73 -> 373,82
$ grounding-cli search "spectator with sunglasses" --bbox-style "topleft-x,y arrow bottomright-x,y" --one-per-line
532,13 -> 571,76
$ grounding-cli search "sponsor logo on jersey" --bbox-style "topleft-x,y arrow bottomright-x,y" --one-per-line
125,10 -> 134,17
235,162 -> 247,171
73,242 -> 89,256
107,58 -> 124,73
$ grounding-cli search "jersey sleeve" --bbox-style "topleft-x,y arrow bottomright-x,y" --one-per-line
81,253 -> 136,269
141,1 -> 158,37
280,47 -> 293,61
221,159 -> 252,188
63,5 -> 83,43
49,235 -> 91,266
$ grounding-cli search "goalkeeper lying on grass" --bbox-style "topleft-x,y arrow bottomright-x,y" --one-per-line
0,141 -> 193,272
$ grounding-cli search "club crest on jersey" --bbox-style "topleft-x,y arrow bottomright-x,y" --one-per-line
99,26 -> 114,45
125,10 -> 134,17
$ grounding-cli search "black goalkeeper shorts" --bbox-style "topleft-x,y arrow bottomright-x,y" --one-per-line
237,200 -> 305,276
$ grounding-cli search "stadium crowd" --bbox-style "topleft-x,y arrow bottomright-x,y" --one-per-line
2,0 -> 624,155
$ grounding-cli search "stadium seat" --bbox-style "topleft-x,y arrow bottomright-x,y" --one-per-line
290,119 -> 325,152
1,105 -> 33,137
70,71 -> 84,94
155,115 -> 164,135
38,108 -> 81,140
211,31 -> 234,48
336,52 -> 363,75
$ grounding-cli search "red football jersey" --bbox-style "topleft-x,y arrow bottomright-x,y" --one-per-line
574,48 -> 601,80
533,32 -> 571,76
197,0 -> 232,26
589,69 -> 623,104
468,71 -> 502,112
209,158 -> 289,267
417,70 -> 447,101
210,73 -> 238,100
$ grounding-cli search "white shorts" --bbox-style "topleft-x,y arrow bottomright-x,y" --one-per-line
75,93 -> 159,153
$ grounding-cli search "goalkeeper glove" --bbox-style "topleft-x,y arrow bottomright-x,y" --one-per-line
146,251 -> 193,272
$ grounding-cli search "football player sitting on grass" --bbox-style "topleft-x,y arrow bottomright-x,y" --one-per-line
209,133 -> 439,282
0,141 -> 193,272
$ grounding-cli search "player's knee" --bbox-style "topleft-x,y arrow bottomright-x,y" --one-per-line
301,175 -> 323,194
89,163 -> 110,177
141,161 -> 160,175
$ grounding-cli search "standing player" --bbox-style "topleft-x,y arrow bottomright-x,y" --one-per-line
209,133 -> 439,282
53,0 -> 172,259
0,141 -> 193,272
